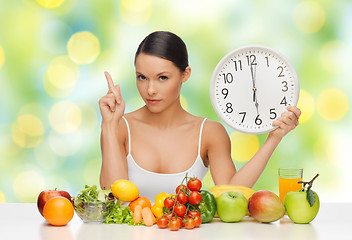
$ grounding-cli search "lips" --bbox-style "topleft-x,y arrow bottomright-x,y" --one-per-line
147,99 -> 161,104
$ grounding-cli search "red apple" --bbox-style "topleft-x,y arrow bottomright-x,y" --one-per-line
37,189 -> 72,216
248,190 -> 285,223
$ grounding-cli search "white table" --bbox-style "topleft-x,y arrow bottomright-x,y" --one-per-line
1,202 -> 350,240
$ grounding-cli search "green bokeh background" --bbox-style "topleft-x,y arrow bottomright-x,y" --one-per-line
0,0 -> 350,203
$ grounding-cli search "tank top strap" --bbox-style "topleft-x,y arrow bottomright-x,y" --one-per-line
198,118 -> 207,155
122,116 -> 131,155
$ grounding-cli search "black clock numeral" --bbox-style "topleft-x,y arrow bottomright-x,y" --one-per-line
270,108 -> 277,119
222,73 -> 233,84
232,59 -> 242,71
239,112 -> 246,123
255,115 -> 262,125
277,66 -> 285,77
280,96 -> 288,106
222,88 -> 229,99
246,54 -> 257,66
282,81 -> 288,92
265,56 -> 269,67
226,102 -> 233,113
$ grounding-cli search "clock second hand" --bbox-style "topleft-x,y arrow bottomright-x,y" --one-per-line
250,64 -> 260,116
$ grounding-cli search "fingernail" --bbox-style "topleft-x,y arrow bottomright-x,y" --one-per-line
117,99 -> 121,104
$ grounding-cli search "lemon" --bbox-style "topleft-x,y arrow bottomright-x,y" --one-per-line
110,179 -> 139,202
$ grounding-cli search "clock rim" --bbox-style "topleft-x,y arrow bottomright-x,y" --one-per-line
209,44 -> 300,135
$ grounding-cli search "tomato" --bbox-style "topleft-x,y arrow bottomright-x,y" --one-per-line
184,217 -> 195,229
177,192 -> 188,204
187,178 -> 202,191
169,219 -> 181,231
157,216 -> 169,229
174,204 -> 187,218
164,212 -> 175,220
164,197 -> 175,209
193,216 -> 202,227
176,184 -> 188,194
188,210 -> 201,218
189,191 -> 202,205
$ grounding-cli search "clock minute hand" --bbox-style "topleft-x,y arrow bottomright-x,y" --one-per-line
250,64 -> 259,115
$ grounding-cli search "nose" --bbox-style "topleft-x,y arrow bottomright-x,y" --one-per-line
147,80 -> 157,96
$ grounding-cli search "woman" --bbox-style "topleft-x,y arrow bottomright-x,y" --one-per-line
99,31 -> 301,201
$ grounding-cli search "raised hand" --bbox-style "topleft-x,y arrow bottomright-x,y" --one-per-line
270,106 -> 301,140
98,71 -> 125,123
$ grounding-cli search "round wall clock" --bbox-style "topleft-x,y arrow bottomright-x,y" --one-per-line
210,45 -> 300,134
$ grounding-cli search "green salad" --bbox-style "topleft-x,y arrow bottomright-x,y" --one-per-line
73,185 -> 138,225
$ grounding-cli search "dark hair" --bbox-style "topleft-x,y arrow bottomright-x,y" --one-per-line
135,31 -> 189,72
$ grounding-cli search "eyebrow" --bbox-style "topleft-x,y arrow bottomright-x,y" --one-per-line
135,71 -> 170,76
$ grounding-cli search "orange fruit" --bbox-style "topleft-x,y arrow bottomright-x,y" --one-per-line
43,196 -> 74,226
129,196 -> 152,212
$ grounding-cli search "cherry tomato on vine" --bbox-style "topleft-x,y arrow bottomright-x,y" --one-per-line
164,197 -> 175,209
189,191 -> 202,205
187,178 -> 202,191
164,212 -> 175,220
184,217 -> 196,229
169,219 -> 182,231
157,217 -> 169,229
177,192 -> 188,204
176,184 -> 188,194
174,204 -> 187,217
188,210 -> 201,218
193,216 -> 202,227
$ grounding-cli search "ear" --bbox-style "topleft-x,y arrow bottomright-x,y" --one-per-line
181,66 -> 191,83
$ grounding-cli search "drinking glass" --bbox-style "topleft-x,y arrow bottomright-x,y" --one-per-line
278,168 -> 303,203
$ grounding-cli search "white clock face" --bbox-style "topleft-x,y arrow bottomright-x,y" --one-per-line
210,45 -> 300,134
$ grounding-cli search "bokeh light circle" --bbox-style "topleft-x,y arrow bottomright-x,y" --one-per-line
0,191 -> 5,203
317,88 -> 349,121
0,45 -> 4,68
11,114 -> 44,148
49,101 -> 82,134
297,89 -> 315,123
230,131 -> 259,162
119,0 -> 152,26
293,1 -> 325,34
13,170 -> 45,202
37,0 -> 65,9
67,31 -> 100,64
320,41 -> 349,74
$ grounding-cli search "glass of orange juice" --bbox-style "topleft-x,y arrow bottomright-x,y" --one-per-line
278,168 -> 303,203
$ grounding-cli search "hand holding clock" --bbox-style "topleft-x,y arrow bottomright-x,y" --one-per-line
270,106 -> 301,140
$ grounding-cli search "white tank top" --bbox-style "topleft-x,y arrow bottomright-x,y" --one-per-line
122,117 -> 209,203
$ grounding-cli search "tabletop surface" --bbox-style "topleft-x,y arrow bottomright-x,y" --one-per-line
1,202 -> 351,240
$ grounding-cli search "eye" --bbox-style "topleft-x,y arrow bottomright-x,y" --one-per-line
159,76 -> 168,81
137,74 -> 147,81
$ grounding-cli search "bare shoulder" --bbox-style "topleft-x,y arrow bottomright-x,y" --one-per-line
204,119 -> 228,137
203,119 -> 230,146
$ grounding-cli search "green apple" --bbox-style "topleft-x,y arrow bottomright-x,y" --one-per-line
284,190 -> 320,224
216,191 -> 248,222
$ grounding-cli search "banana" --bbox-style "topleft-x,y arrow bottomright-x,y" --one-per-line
208,185 -> 256,200
208,185 -> 256,217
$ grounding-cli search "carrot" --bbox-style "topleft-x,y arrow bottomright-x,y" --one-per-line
133,205 -> 142,224
141,207 -> 154,226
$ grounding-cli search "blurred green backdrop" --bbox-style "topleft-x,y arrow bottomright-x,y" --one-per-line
0,0 -> 350,203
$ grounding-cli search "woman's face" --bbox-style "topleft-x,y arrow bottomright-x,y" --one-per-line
135,53 -> 190,113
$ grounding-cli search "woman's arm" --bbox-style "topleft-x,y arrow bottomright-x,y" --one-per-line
207,106 -> 301,188
99,72 -> 128,189
99,120 -> 128,189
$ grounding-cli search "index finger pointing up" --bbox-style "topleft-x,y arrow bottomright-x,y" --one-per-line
104,71 -> 115,90
104,71 -> 120,104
